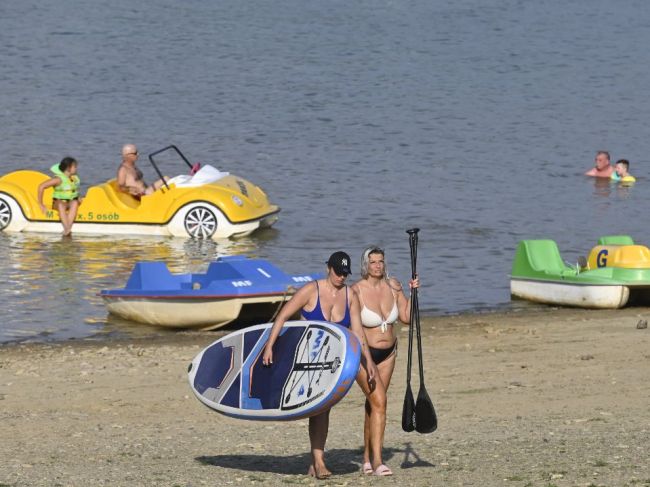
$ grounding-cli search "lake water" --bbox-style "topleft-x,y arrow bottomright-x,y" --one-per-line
2,0 -> 650,342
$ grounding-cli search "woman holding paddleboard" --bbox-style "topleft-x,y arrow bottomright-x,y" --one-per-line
352,245 -> 419,476
262,251 -> 379,480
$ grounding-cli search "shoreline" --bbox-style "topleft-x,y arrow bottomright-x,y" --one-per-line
0,303 -> 590,348
1,307 -> 649,486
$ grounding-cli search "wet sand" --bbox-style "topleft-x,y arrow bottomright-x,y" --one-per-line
1,307 -> 649,486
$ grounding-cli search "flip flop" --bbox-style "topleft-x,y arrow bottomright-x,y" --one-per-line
373,464 -> 393,476
362,462 -> 373,475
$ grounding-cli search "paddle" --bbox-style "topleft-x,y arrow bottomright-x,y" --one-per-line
401,229 -> 417,432
408,228 -> 437,434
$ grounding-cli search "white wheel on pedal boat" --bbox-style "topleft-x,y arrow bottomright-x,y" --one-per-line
0,197 -> 12,230
184,205 -> 218,239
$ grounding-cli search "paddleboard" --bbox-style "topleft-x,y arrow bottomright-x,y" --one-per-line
188,320 -> 361,420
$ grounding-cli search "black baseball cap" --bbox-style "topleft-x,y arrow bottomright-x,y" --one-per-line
326,251 -> 352,276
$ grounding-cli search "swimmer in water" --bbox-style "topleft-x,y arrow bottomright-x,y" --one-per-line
585,151 -> 614,178
611,159 -> 636,183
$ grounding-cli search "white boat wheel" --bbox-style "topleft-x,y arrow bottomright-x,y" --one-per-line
184,205 -> 217,239
0,198 -> 12,230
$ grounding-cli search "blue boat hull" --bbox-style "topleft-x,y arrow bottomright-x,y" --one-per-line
100,256 -> 321,328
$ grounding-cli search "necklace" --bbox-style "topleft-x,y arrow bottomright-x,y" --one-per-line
325,282 -> 341,297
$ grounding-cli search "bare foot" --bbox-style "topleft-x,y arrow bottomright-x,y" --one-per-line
307,464 -> 331,479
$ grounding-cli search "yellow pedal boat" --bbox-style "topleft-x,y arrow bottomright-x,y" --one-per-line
0,145 -> 279,240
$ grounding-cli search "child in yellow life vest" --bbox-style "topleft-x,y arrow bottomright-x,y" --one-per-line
611,159 -> 636,184
37,157 -> 81,236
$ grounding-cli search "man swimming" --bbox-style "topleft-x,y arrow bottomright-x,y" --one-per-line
585,150 -> 614,178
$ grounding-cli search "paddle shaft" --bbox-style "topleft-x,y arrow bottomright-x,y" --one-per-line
406,228 -> 420,386
407,228 -> 438,433
408,229 -> 425,387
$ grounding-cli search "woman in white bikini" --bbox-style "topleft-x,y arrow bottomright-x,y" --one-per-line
351,246 -> 419,476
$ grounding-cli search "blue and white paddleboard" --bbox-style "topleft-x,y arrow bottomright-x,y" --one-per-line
188,320 -> 361,420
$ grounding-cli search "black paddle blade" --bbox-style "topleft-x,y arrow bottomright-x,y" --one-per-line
402,384 -> 416,432
415,386 -> 437,433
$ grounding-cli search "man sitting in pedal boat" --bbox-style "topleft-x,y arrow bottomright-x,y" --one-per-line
116,144 -> 169,197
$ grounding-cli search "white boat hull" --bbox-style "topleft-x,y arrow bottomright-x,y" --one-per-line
103,294 -> 292,330
510,279 -> 629,309
0,194 -> 277,240
10,216 -> 261,240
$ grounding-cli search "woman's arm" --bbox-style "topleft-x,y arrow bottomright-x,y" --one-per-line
262,282 -> 316,366
349,288 -> 376,382
37,177 -> 61,213
392,276 -> 419,324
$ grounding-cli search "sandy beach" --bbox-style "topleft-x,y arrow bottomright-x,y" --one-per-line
1,307 -> 649,487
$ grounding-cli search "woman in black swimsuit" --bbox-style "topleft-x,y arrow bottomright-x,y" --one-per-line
262,251 -> 378,479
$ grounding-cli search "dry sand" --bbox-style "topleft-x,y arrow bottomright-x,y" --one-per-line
1,307 -> 649,487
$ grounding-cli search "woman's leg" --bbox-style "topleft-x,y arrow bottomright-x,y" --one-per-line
356,361 -> 387,470
361,347 -> 397,472
53,200 -> 69,234
378,350 -> 397,392
308,410 -> 331,478
362,397 -> 371,466
64,200 -> 80,235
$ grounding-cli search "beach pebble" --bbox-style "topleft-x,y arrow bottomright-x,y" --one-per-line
636,319 -> 647,329
580,354 -> 594,360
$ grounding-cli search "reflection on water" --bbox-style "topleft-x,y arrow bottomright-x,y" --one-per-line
0,232 -> 270,343
592,177 -> 635,201
614,181 -> 635,200
592,178 -> 613,199
93,314 -> 206,341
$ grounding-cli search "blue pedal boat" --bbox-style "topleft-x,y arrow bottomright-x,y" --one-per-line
100,256 -> 320,329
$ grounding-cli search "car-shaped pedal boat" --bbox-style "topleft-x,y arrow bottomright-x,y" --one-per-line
0,145 -> 279,240
511,235 -> 650,308
100,256 -> 321,329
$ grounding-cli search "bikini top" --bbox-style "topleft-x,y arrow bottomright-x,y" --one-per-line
358,285 -> 399,333
301,281 -> 351,328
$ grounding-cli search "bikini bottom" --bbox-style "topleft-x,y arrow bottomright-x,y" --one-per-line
369,341 -> 397,365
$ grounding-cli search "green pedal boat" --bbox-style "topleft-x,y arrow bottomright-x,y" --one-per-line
511,235 -> 650,308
